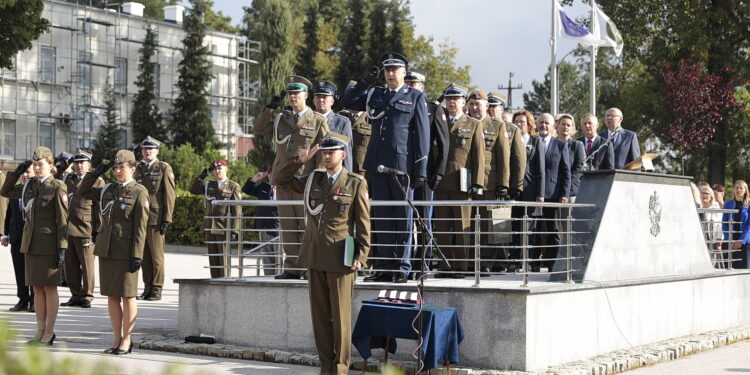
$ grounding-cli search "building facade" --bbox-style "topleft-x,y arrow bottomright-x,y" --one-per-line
0,0 -> 260,162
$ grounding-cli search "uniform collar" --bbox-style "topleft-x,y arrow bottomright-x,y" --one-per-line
294,107 -> 309,118
326,168 -> 343,184
217,178 -> 227,189
120,179 -> 133,187
38,175 -> 51,184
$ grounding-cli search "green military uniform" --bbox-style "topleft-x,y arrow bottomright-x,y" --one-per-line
0,147 -> 69,286
64,150 -> 105,304
275,134 -> 370,375
339,109 -> 371,175
78,150 -> 149,297
504,121 -> 527,193
189,165 -> 241,278
254,75 -> 329,276
133,136 -> 176,297
434,95 -> 485,273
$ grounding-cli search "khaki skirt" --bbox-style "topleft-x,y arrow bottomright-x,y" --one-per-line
99,258 -> 139,297
25,253 -> 62,287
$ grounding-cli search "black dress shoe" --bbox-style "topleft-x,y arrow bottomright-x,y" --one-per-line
274,271 -> 301,280
145,293 -> 161,301
42,333 -> 56,346
136,291 -> 150,300
79,300 -> 92,308
363,272 -> 392,282
9,301 -> 28,312
392,274 -> 408,283
60,298 -> 79,307
113,342 -> 133,355
27,303 -> 35,312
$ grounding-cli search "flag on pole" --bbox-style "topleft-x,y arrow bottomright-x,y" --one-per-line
554,1 -> 603,47
593,7 -> 624,56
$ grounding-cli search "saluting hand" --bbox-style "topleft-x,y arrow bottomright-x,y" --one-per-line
298,144 -> 320,164
266,90 -> 286,110
13,160 -> 32,176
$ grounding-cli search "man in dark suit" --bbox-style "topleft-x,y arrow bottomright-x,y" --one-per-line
599,107 -> 640,169
533,113 -> 571,271
2,165 -> 33,312
341,52 -> 430,283
579,114 -> 615,170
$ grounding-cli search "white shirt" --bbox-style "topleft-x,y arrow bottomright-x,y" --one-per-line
521,133 -> 530,146
217,178 -> 227,189
294,107 -> 309,118
120,179 -> 133,187
449,113 -> 464,122
38,175 -> 51,184
541,135 -> 552,154
146,160 -> 156,169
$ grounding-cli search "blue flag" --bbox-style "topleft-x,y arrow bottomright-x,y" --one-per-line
555,1 -> 603,47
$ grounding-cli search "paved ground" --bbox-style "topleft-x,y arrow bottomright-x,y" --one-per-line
622,340 -> 750,375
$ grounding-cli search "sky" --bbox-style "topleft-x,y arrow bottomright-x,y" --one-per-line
207,0 -> 594,109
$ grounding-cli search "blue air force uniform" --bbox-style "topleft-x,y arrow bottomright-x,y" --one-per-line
313,80 -> 354,172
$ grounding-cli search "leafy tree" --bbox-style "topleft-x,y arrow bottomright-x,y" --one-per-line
366,0 -> 389,65
0,0 -> 49,70
334,0 -> 371,90
296,2 -> 322,80
523,61 -> 589,119
66,0 -> 178,20
169,0 -> 216,154
408,38 -> 473,99
92,78 -> 121,165
131,25 -> 165,143
204,0 -> 239,33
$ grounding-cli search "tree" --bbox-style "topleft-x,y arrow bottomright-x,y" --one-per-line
204,0 -> 239,33
408,38 -> 472,99
131,26 -> 165,143
93,78 -> 121,165
0,0 -> 49,70
334,0 -> 371,90
169,0 -> 215,154
522,61 -> 590,119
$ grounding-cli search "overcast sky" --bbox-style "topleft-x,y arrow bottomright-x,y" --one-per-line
208,0 -> 593,108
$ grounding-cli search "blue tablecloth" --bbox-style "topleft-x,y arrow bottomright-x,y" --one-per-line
351,302 -> 464,371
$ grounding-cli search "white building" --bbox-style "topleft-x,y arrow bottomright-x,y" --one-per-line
0,0 -> 260,162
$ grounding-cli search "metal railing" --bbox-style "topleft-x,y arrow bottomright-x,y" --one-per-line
697,207 -> 741,269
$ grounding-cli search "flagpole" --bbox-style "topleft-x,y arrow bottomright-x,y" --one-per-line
551,0 -> 558,115
590,0 -> 597,115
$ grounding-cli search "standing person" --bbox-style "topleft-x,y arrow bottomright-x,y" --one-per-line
189,160 -> 242,278
53,152 -> 73,181
556,114 -> 586,201
3,165 -> 33,312
313,80 -> 353,172
1,147 -> 69,345
579,114 -> 615,170
712,184 -> 725,209
242,169 -> 279,276
61,150 -> 104,309
254,75 -> 329,280
432,84 -> 485,278
340,52 -> 429,283
133,136 -> 176,301
698,183 -> 723,266
599,107 -> 640,169
339,80 -> 371,176
78,150 -> 148,355
487,92 -> 526,200
724,180 -> 750,269
275,134 -> 370,375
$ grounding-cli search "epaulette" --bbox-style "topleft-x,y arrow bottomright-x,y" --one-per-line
313,111 -> 327,120
50,178 -> 66,188
159,160 -> 171,167
348,172 -> 365,181
339,109 -> 352,116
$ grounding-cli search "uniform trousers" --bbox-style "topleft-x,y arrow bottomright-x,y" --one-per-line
434,190 -> 473,272
308,268 -> 354,375
277,187 -> 304,274
142,225 -> 165,294
205,233 -> 230,278
259,231 -> 279,275
10,242 -> 32,304
412,183 -> 434,272
65,236 -> 96,301
532,207 -> 562,270
369,173 -> 413,275
478,193 -> 508,271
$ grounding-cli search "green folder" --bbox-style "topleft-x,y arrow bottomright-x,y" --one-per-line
344,236 -> 357,267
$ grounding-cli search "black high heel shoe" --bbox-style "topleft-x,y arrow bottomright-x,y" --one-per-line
113,342 -> 133,355
42,333 -> 56,346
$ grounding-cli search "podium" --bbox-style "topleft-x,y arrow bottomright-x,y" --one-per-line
623,153 -> 659,171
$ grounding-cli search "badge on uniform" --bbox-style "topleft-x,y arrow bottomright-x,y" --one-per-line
396,99 -> 413,105
505,131 -> 512,138
120,203 -> 127,210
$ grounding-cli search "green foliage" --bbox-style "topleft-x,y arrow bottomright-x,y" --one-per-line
204,0 -> 239,33
131,25 -> 166,143
166,191 -> 205,245
409,38 -> 473,99
0,0 -> 49,70
169,0 -> 216,154
92,79 -> 121,165
335,0 -> 372,91
522,61 -> 590,119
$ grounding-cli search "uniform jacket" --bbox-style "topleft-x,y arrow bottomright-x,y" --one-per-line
504,122 -> 527,192
78,176 -> 148,261
189,177 -> 242,235
540,136 -> 572,201
1,173 -> 68,255
4,197 -> 24,245
599,128 -> 641,169
275,161 -> 370,273
339,110 -> 371,174
65,173 -> 104,238
578,135 -> 615,170
324,111 -> 354,172
438,114 -> 485,192
427,100 -> 450,178
133,160 -> 176,226
478,116 -> 510,192
565,139 -> 586,197
340,82 -> 430,178
522,136 -> 546,201
255,107 -> 330,186
242,179 -> 279,233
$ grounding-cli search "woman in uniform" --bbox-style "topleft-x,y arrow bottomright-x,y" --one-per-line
0,146 -> 69,345
78,150 -> 148,355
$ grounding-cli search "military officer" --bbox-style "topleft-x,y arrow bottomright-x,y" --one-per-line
488,92 -> 526,200
275,133 -> 370,375
133,136 -> 176,301
1,146 -> 69,345
313,80 -> 353,172
78,150 -> 149,355
60,150 -> 104,309
340,52 -> 430,283
255,75 -> 329,279
189,160 -> 242,278
338,80 -> 371,175
432,84 -> 485,278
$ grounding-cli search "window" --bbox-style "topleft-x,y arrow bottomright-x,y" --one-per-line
114,57 -> 127,93
153,64 -> 160,97
238,99 -> 253,134
39,46 -> 55,84
39,122 -> 53,149
209,77 -> 220,106
0,120 -> 15,158
78,52 -> 92,88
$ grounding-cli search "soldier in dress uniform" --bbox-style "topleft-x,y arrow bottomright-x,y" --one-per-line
338,80 -> 371,175
254,75 -> 330,279
54,152 -> 73,180
340,52 -> 429,283
487,92 -> 526,201
189,160 -> 242,278
78,150 -> 149,355
312,80 -> 353,172
133,136 -> 176,301
60,150 -> 104,309
275,133 -> 370,375
1,147 -> 69,345
432,84 -> 485,278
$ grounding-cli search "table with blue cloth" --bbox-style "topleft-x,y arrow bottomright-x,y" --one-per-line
352,302 -> 464,372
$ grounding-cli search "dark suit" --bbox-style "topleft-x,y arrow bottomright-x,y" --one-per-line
579,135 -> 615,170
510,136 -> 546,269
566,139 -> 586,197
5,196 -> 31,304
599,128 -> 640,169
324,111 -> 354,172
534,137 -> 571,270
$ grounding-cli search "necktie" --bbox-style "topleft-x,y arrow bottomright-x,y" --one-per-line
587,139 -> 592,154
295,113 -> 301,121
543,138 -> 549,154
329,176 -> 334,187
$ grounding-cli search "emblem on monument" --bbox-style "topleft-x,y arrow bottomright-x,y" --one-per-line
649,191 -> 661,237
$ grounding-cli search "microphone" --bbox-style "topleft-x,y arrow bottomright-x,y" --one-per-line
377,165 -> 406,176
